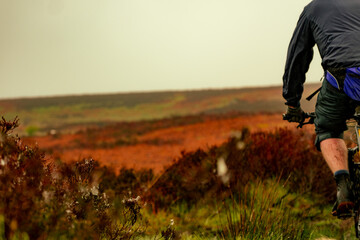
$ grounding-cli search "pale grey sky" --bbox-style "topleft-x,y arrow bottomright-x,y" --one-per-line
0,0 -> 322,99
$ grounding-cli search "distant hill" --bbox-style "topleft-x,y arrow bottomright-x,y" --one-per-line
0,83 -> 321,135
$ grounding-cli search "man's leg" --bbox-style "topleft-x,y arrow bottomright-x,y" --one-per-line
320,138 -> 348,173
314,79 -> 357,218
320,138 -> 354,218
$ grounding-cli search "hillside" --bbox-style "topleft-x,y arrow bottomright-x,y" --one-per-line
5,83 -> 321,173
1,113 -> 348,239
0,83 -> 321,136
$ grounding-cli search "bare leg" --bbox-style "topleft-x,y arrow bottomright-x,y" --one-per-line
320,138 -> 348,174
321,138 -> 354,219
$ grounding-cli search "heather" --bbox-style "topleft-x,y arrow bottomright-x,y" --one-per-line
0,116 -> 356,239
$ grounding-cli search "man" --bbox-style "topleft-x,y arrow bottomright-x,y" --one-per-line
283,0 -> 360,219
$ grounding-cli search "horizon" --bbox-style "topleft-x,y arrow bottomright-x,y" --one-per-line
0,81 -> 323,101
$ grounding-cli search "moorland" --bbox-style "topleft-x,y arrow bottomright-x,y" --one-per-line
1,83 -> 356,239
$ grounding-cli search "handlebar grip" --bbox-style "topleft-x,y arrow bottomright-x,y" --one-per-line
282,113 -> 291,121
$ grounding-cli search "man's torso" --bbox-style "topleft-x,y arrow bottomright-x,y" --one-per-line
305,0 -> 360,68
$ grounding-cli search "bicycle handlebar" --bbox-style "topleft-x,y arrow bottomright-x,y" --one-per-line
282,112 -> 316,128
283,111 -> 360,128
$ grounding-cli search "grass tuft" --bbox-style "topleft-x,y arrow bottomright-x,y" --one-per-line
217,178 -> 312,239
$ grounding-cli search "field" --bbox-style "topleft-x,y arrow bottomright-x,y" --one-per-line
0,83 -> 320,136
22,113 -> 291,174
3,84 -> 320,173
2,83 -> 357,239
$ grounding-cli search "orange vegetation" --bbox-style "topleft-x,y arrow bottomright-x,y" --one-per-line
23,113 -> 314,174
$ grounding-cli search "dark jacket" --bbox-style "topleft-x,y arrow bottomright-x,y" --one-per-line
283,0 -> 360,107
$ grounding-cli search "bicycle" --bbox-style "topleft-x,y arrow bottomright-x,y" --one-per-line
284,111 -> 360,238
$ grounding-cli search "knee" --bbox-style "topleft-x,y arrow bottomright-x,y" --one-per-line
315,132 -> 344,151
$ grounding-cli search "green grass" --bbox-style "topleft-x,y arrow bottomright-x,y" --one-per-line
139,178 -> 356,240
217,179 -> 312,239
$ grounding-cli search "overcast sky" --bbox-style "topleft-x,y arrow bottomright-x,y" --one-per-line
0,0 -> 322,99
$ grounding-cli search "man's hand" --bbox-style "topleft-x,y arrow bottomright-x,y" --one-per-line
283,106 -> 306,123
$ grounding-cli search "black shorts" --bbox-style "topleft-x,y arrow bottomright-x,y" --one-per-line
314,79 -> 359,150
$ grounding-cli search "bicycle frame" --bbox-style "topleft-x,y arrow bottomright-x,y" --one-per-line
349,115 -> 360,238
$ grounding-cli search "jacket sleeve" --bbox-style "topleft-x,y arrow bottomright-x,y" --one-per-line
282,9 -> 315,107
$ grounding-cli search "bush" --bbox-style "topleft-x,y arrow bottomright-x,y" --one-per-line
0,117 -> 147,239
148,128 -> 333,210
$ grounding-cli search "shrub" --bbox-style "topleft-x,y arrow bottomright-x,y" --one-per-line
0,117 -> 147,239
148,128 -> 333,210
0,117 -> 49,238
